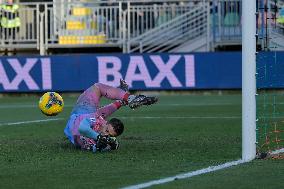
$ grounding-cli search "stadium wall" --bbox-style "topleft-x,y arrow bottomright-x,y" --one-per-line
0,52 -> 283,92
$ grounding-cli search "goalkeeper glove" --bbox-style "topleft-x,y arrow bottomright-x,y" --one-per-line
95,134 -> 109,151
108,137 -> 119,150
95,135 -> 119,152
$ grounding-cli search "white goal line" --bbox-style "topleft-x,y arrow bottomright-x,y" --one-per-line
121,159 -> 246,189
121,147 -> 284,189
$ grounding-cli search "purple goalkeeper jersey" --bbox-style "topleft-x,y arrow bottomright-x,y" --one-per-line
64,83 -> 122,145
71,87 -> 100,115
64,113 -> 107,144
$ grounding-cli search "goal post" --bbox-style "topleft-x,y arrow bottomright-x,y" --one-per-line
242,0 -> 257,161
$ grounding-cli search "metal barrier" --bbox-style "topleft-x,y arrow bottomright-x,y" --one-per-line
0,3 -> 39,49
0,1 -> 125,53
127,2 -> 209,53
266,0 -> 284,50
211,0 -> 242,45
47,1 -> 123,46
36,1 -> 120,52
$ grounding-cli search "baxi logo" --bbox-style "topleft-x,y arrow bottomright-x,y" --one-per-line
0,58 -> 52,91
97,55 -> 195,88
0,54 -> 198,92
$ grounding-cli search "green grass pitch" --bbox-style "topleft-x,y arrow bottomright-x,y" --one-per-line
0,93 -> 283,189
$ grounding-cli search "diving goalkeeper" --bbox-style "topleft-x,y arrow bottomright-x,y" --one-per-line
64,80 -> 158,153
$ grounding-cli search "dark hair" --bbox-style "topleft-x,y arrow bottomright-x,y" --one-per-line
109,118 -> 124,136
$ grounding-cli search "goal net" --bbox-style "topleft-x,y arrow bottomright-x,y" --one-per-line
256,0 -> 284,158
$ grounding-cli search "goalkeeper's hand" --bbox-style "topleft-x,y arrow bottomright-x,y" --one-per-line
108,137 -> 119,150
96,134 -> 109,151
95,135 -> 119,152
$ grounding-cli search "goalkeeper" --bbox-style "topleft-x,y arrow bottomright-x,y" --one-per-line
64,80 -> 158,153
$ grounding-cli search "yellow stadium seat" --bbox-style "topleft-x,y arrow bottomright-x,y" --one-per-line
72,7 -> 92,16
66,21 -> 86,30
83,36 -> 97,44
90,21 -> 97,29
97,34 -> 106,44
59,35 -> 106,45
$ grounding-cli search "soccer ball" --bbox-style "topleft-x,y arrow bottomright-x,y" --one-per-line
39,92 -> 64,116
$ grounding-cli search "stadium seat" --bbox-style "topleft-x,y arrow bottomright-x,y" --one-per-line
155,13 -> 171,27
277,9 -> 284,24
60,5 -> 106,45
59,35 -> 106,45
66,21 -> 87,30
72,7 -> 92,16
224,12 -> 240,26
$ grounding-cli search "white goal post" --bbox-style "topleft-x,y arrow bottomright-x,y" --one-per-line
242,0 -> 256,161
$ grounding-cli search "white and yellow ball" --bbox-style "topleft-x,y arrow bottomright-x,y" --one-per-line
39,92 -> 64,116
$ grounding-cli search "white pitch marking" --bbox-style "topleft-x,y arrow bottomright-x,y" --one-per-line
120,116 -> 241,119
0,103 -> 237,109
121,159 -> 246,189
0,118 -> 64,127
121,148 -> 284,189
156,103 -> 237,106
271,148 -> 284,155
0,104 -> 73,109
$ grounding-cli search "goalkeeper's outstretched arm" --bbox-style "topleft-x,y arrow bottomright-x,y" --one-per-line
78,118 -> 99,140
78,118 -> 119,152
